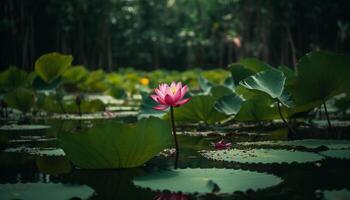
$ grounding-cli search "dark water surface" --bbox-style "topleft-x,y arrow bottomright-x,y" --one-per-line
1,118 -> 350,200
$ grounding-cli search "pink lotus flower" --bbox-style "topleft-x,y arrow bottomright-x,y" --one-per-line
211,139 -> 232,150
151,82 -> 191,110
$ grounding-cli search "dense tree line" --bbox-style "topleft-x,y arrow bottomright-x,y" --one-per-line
1,0 -> 349,71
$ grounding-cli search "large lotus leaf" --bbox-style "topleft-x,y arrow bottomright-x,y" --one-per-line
167,95 -> 228,124
0,183 -> 94,200
229,58 -> 271,85
35,52 -> 73,83
320,149 -> 350,159
291,51 -> 350,106
278,65 -> 296,86
202,149 -> 324,164
234,94 -> 282,121
209,85 -> 233,100
79,70 -> 109,92
107,86 -> 127,99
214,93 -> 244,115
198,76 -> 214,94
3,88 -> 35,113
322,189 -> 350,200
239,139 -> 350,150
0,66 -> 29,90
62,65 -> 88,84
239,69 -> 293,107
58,117 -> 172,169
138,95 -> 167,119
133,168 -> 282,194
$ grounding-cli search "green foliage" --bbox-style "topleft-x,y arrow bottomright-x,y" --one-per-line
35,52 -> 73,83
62,65 -> 88,84
59,117 -> 172,169
0,66 -> 29,91
167,95 -> 228,124
3,88 -> 35,113
239,69 -> 293,107
214,93 -> 244,115
133,168 -> 282,194
291,51 -> 350,106
32,76 -> 62,91
107,86 -> 127,99
229,58 -> 271,85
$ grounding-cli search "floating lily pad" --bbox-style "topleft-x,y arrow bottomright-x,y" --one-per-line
320,149 -> 350,159
202,149 -> 324,164
133,168 -> 282,194
4,146 -> 65,156
238,139 -> 350,150
0,183 -> 94,200
322,189 -> 350,200
0,124 -> 51,131
59,117 -> 172,169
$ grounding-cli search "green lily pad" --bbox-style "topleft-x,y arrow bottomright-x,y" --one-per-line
0,66 -> 29,91
62,65 -> 88,84
202,149 -> 324,164
198,76 -> 214,94
239,139 -> 350,150
229,58 -> 271,85
3,88 -> 35,113
234,94 -> 282,121
35,52 -> 73,83
0,124 -> 50,131
214,93 -> 244,115
133,168 -> 282,194
320,149 -> 350,159
0,183 -> 94,200
58,117 -> 172,169
239,69 -> 292,107
167,95 -> 228,124
290,51 -> 350,108
322,189 -> 350,200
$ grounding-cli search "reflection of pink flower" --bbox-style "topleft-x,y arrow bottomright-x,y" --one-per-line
154,192 -> 188,200
211,139 -> 232,150
151,82 -> 191,110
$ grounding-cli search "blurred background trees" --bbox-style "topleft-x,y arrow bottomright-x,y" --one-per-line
1,0 -> 349,71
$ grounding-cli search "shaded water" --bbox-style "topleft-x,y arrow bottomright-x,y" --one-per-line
1,118 -> 350,200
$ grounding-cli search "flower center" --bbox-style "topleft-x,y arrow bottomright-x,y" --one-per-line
170,86 -> 177,94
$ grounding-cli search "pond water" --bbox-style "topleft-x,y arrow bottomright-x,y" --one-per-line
1,117 -> 350,200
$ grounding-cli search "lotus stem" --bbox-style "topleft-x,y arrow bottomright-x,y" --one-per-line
322,99 -> 332,129
170,106 -> 179,169
78,104 -> 82,117
277,101 -> 296,136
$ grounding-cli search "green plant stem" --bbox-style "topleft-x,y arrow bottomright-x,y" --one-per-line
170,106 -> 179,169
277,102 -> 296,136
78,104 -> 82,117
322,99 -> 332,129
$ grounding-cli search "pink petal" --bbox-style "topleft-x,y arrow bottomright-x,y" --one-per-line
176,82 -> 182,90
155,88 -> 165,99
175,97 -> 191,106
170,81 -> 176,88
153,104 -> 169,110
172,89 -> 182,103
164,94 -> 175,105
179,85 -> 188,100
150,94 -> 160,103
